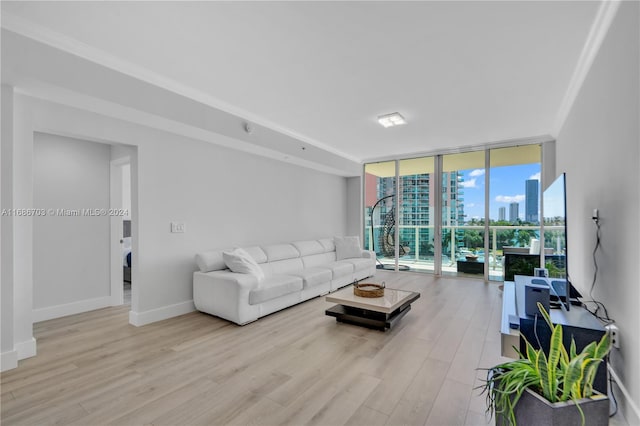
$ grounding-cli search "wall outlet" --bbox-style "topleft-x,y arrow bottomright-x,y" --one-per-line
171,222 -> 185,233
605,324 -> 620,348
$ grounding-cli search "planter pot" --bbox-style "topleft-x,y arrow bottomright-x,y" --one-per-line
496,388 -> 609,426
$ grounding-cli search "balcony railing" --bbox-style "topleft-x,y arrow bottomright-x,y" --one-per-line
365,224 -> 564,279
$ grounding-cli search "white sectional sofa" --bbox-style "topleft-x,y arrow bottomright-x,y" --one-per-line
193,237 -> 376,325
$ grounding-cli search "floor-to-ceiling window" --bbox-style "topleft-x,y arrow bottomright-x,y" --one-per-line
488,145 -> 541,281
397,157 -> 435,273
363,143 -> 544,280
364,161 -> 396,269
440,151 -> 486,278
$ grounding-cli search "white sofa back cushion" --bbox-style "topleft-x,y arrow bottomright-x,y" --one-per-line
334,236 -> 363,260
292,240 -> 325,256
263,244 -> 300,262
243,246 -> 268,264
196,249 -> 229,272
318,238 -> 335,252
223,248 -> 265,280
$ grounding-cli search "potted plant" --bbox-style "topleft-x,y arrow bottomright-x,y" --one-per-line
480,302 -> 610,426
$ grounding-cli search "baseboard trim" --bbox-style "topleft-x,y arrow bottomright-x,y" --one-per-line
1,350 -> 18,372
608,364 -> 640,424
129,300 -> 195,327
33,296 -> 112,322
15,337 -> 36,360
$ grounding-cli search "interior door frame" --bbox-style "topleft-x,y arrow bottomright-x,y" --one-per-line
109,156 -> 130,306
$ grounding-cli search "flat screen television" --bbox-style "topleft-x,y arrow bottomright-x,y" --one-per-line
543,173 -> 581,307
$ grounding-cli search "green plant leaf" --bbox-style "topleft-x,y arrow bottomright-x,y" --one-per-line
570,338 -> 577,359
537,301 -> 554,329
561,353 -> 586,400
546,323 -> 563,400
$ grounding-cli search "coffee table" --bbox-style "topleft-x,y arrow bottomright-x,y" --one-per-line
325,285 -> 420,331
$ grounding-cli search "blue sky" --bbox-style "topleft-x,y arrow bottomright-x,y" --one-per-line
460,163 -> 541,221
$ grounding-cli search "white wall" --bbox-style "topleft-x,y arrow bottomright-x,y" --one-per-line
1,85 -> 17,371
346,176 -> 362,238
556,1 -> 639,423
7,95 -> 348,340
32,133 -> 111,320
121,163 -> 131,220
12,95 -> 36,361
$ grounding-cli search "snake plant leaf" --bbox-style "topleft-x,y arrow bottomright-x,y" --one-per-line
570,338 -> 577,359
582,358 -> 603,397
579,341 -> 597,359
536,349 -> 555,401
537,301 -> 554,329
561,352 -> 586,400
594,332 -> 611,359
546,323 -> 563,400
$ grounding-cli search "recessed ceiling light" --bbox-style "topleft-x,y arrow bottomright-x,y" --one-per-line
377,112 -> 407,128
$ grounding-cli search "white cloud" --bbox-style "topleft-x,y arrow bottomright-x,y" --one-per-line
466,203 -> 476,208
461,178 -> 477,188
495,194 -> 525,203
529,172 -> 541,180
469,169 -> 485,177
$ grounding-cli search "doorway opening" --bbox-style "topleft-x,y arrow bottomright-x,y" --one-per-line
110,154 -> 133,307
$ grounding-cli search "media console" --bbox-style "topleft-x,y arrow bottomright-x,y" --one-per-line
501,276 -> 607,394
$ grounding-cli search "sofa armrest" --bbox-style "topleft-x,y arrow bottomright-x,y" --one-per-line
361,250 -> 376,259
193,270 -> 261,324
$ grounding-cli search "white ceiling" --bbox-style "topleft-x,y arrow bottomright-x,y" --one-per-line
1,1 -> 601,167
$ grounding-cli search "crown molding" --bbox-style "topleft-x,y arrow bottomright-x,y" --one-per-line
552,0 -> 621,136
0,11 -> 361,164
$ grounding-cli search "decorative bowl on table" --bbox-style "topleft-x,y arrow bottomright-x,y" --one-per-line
353,281 -> 385,298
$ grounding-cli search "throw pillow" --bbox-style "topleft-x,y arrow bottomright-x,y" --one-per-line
334,236 -> 362,260
223,248 -> 265,281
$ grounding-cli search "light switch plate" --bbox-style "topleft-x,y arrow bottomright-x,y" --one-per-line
171,222 -> 185,233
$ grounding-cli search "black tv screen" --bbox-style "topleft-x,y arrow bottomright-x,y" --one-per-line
543,173 -> 567,280
543,173 -> 581,304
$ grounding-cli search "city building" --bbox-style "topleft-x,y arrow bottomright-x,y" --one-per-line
509,202 -> 519,223
525,179 -> 539,223
499,206 -> 506,221
365,171 -> 465,257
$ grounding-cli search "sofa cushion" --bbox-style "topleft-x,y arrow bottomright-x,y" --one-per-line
341,257 -> 371,273
249,275 -> 303,305
302,252 -> 337,268
324,261 -> 354,278
243,246 -> 267,264
223,248 -> 265,281
195,249 -> 229,272
292,240 -> 325,256
270,258 -> 305,275
289,267 -> 332,288
334,236 -> 362,260
262,244 -> 300,262
318,238 -> 335,252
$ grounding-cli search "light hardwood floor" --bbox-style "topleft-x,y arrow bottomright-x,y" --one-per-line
0,271 -> 626,426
